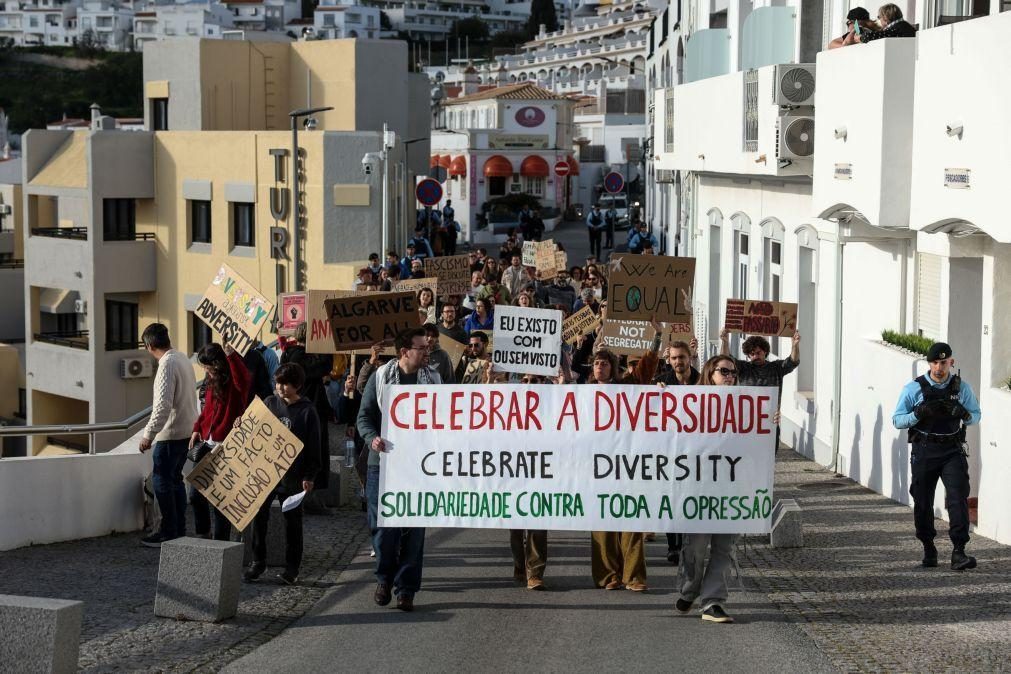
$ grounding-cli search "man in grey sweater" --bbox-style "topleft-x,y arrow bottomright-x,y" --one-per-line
139,323 -> 198,547
357,327 -> 441,612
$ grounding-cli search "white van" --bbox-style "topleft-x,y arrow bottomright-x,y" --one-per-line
597,195 -> 629,229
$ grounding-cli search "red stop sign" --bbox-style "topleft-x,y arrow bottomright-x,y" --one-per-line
554,161 -> 570,177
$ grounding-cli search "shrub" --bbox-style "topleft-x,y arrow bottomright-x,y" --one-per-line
881,330 -> 933,356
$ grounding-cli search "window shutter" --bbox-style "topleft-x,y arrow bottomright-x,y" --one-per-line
916,253 -> 942,339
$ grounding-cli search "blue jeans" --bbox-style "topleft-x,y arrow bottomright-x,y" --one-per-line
152,439 -> 189,538
366,465 -> 426,597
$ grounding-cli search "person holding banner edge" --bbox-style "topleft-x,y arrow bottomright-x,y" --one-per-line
357,327 -> 442,612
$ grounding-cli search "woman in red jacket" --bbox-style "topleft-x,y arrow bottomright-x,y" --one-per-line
189,343 -> 251,540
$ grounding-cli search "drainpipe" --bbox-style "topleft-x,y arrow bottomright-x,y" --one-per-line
830,232 -> 846,473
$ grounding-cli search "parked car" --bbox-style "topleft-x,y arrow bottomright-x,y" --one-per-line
597,195 -> 630,229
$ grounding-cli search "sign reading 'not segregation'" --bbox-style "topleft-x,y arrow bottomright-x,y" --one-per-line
186,397 -> 304,532
379,385 -> 778,534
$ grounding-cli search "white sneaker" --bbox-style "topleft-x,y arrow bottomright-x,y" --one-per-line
370,549 -> 376,558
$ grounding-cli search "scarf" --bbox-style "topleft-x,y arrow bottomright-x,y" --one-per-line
374,358 -> 439,414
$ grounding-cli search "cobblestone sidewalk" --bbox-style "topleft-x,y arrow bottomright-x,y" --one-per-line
741,452 -> 1011,672
0,505 -> 369,672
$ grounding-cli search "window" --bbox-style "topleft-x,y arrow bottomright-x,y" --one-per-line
524,176 -> 544,197
56,313 -> 77,334
707,209 -> 723,343
103,198 -> 135,241
488,176 -> 507,196
743,69 -> 759,152
797,235 -> 818,393
151,97 -> 168,131
190,199 -> 211,244
232,202 -> 255,247
664,87 -> 674,153
16,388 -> 26,419
105,299 -> 138,350
190,311 -> 212,354
735,231 -> 749,298
916,253 -> 942,338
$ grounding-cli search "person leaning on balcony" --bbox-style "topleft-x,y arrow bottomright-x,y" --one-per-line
828,7 -> 871,49
859,3 -> 916,41
190,342 -> 251,540
138,323 -> 199,548
892,342 -> 981,571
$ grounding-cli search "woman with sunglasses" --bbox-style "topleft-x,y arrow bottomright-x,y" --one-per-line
675,354 -> 741,623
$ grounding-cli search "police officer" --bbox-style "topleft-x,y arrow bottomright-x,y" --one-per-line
892,342 -> 981,570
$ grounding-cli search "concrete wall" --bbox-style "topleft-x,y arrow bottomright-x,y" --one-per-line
143,39 -> 203,131
0,266 -> 24,342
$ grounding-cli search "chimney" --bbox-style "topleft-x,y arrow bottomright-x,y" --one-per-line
539,23 -> 546,38
90,103 -> 102,129
462,65 -> 479,95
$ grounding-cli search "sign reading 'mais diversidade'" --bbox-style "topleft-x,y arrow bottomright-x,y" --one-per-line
378,385 -> 778,534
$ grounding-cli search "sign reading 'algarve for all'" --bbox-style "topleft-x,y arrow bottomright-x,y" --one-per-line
379,385 -> 778,534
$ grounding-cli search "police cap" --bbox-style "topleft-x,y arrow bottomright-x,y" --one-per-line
926,342 -> 953,362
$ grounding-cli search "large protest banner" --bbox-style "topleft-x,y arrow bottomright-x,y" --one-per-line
725,299 -> 798,337
607,254 -> 695,323
186,397 -> 304,532
379,385 -> 777,533
561,305 -> 601,345
491,305 -> 562,376
424,255 -> 471,296
324,291 -> 420,351
196,264 -> 274,355
598,319 -> 663,357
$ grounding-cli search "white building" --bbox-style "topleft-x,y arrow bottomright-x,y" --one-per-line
220,0 -> 299,32
311,0 -> 380,39
76,0 -> 133,50
650,0 -> 1011,545
132,2 -> 236,50
21,0 -> 78,46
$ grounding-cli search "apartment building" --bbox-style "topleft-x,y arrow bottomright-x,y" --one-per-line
649,0 -> 1011,544
21,38 -> 431,454
220,0 -> 299,32
132,2 -> 236,50
76,0 -> 133,49
311,0 -> 381,40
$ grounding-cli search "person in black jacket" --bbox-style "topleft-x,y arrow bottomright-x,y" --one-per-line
243,345 -> 273,402
859,3 -> 916,41
244,363 -> 322,585
280,322 -> 333,492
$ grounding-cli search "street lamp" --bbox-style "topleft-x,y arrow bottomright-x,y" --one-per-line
289,106 -> 332,291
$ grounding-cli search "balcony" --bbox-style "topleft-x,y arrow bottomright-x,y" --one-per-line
34,330 -> 89,350
31,226 -> 87,240
812,38 -> 915,229
909,12 -> 1011,242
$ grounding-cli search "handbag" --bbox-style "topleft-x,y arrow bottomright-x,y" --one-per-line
187,440 -> 212,464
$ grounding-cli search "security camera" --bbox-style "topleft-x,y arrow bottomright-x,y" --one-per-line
361,152 -> 381,176
834,126 -> 847,140
946,123 -> 963,138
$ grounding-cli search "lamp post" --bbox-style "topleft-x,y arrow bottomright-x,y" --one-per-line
289,106 -> 333,291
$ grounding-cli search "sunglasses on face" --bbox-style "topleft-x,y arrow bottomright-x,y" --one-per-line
716,367 -> 738,377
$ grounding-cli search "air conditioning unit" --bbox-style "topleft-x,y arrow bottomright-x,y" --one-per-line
120,357 -> 154,379
74,299 -> 87,314
773,64 -> 816,107
777,115 -> 815,160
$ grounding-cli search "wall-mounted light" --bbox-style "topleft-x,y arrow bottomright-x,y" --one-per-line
755,154 -> 767,164
834,126 -> 847,140
946,123 -> 963,138
697,154 -> 705,160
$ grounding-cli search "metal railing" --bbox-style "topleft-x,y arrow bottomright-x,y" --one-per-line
105,340 -> 143,351
104,231 -> 156,242
31,227 -> 87,240
34,330 -> 89,349
0,258 -> 24,269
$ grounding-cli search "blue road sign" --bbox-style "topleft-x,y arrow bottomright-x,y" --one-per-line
603,171 -> 625,194
416,178 -> 444,207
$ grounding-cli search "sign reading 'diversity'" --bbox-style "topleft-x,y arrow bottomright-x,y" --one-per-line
724,299 -> 798,337
196,264 -> 274,355
492,305 -> 563,376
379,385 -> 778,533
324,291 -> 420,351
186,397 -> 304,532
607,254 -> 695,324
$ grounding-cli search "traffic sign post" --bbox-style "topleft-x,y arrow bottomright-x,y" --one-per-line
554,161 -> 570,177
416,178 -> 443,207
603,171 -> 625,195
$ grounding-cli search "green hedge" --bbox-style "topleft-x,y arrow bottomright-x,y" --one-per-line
881,330 -> 933,356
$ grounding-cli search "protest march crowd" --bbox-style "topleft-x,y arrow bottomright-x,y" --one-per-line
136,218 -> 982,626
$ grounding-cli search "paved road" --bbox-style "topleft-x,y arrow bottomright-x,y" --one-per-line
225,527 -> 836,673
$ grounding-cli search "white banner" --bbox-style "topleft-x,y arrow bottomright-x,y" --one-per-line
491,305 -> 563,377
379,385 -> 778,534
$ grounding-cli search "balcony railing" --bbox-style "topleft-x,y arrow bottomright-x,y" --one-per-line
104,231 -> 155,242
105,340 -> 143,351
0,258 -> 24,269
32,227 -> 87,240
34,330 -> 89,350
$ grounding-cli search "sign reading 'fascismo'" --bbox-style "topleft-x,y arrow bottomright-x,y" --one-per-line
379,384 -> 777,534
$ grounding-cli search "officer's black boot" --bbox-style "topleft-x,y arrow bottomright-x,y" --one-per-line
922,541 -> 938,567
951,548 -> 977,571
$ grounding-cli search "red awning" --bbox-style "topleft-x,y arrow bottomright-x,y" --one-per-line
437,155 -> 452,169
449,155 -> 467,176
483,155 -> 514,178
430,155 -> 441,167
520,155 -> 549,177
567,156 -> 580,175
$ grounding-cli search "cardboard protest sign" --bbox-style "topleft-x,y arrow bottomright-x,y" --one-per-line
196,263 -> 274,355
607,254 -> 695,324
724,299 -> 798,337
598,319 -> 664,357
561,305 -> 601,345
440,336 -> 469,370
186,397 -> 304,532
278,292 -> 306,336
306,288 -> 385,353
392,277 -> 439,298
666,320 -> 695,345
379,384 -> 778,534
491,305 -> 562,376
424,255 -> 471,297
555,250 -> 568,274
324,291 -> 420,351
521,241 -> 537,267
533,240 -> 558,276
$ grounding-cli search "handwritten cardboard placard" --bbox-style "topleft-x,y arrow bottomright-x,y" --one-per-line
521,241 -> 537,267
392,277 -> 439,299
561,305 -> 601,345
724,299 -> 798,337
278,292 -> 306,337
185,397 -> 304,532
424,255 -> 471,297
306,288 -> 383,353
491,305 -> 562,376
666,320 -> 694,345
533,240 -> 558,276
598,319 -> 665,357
607,254 -> 695,324
440,336 -> 469,370
196,263 -> 274,355
324,291 -> 420,351
555,250 -> 568,274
